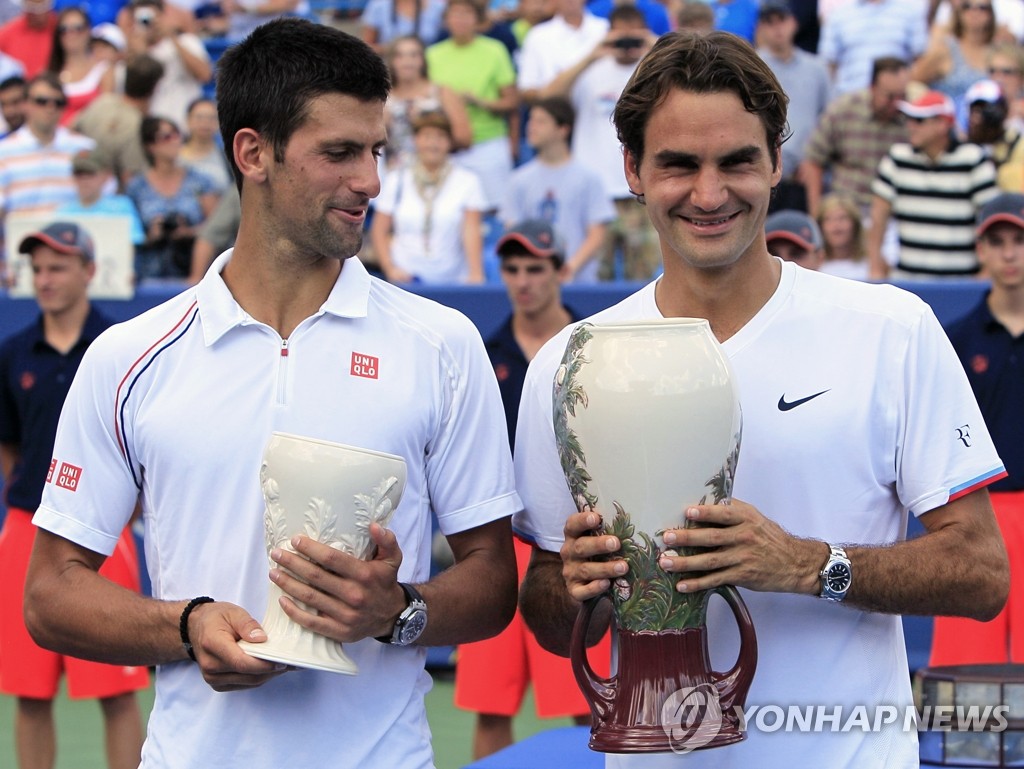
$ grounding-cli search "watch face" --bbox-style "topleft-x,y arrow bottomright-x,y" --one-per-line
399,609 -> 427,645
826,563 -> 852,593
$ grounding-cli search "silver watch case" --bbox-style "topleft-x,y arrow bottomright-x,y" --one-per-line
820,545 -> 852,602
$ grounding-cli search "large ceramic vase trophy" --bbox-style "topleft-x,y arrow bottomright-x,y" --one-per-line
238,432 -> 406,674
555,320 -> 756,753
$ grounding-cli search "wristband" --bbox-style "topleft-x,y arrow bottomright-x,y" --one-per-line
179,596 -> 214,661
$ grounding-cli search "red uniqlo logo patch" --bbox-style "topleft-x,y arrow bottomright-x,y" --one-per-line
46,458 -> 57,483
56,462 -> 82,492
350,352 -> 379,379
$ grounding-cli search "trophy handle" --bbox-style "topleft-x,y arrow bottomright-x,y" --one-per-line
711,585 -> 758,714
571,595 -> 615,722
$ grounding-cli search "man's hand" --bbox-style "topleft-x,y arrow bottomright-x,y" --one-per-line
269,522 -> 406,643
559,511 -> 627,601
188,600 -> 289,692
654,499 -> 823,596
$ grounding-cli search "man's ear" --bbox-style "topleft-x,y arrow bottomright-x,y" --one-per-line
232,128 -> 270,185
624,149 -> 643,198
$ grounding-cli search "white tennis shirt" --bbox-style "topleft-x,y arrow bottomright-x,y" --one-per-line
514,260 -> 1005,769
34,250 -> 521,768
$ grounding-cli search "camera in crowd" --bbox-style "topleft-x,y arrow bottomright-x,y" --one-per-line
611,37 -> 644,49
135,7 -> 157,26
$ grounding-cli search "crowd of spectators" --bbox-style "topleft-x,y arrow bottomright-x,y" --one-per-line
0,0 -> 1022,290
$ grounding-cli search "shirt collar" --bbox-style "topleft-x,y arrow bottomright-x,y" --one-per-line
29,305 -> 108,352
196,249 -> 372,346
971,292 -> 1010,334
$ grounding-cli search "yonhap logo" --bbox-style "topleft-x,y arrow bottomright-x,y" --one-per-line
661,684 -> 724,754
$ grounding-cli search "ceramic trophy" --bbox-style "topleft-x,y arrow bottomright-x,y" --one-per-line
238,432 -> 406,674
554,319 -> 757,753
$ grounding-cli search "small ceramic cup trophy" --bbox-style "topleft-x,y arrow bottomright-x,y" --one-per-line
238,432 -> 407,674
554,320 -> 757,753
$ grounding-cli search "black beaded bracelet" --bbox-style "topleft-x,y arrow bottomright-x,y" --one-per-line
179,596 -> 214,662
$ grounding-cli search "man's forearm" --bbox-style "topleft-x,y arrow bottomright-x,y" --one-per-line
415,519 -> 517,646
25,530 -> 190,665
519,548 -> 610,657
843,492 -> 1008,620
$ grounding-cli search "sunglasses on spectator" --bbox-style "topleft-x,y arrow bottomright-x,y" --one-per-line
58,22 -> 87,33
30,95 -> 67,108
962,2 -> 993,10
990,66 -> 1022,76
154,130 -> 180,142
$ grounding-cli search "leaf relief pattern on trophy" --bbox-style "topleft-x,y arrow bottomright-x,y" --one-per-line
679,431 -> 743,556
336,475 -> 400,560
606,502 -> 710,632
304,497 -> 337,546
260,463 -> 289,562
553,324 -> 599,512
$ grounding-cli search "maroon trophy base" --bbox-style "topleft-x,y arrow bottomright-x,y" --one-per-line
589,718 -> 745,753
572,587 -> 757,754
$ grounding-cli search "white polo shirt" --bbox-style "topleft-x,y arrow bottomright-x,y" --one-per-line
35,250 -> 521,769
514,260 -> 1005,769
516,12 -> 609,92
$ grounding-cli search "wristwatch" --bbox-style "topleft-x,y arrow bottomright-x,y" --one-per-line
376,583 -> 428,646
819,545 -> 852,602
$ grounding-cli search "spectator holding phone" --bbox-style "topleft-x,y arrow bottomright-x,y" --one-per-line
124,0 -> 211,128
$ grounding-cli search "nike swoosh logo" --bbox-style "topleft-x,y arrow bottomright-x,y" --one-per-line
778,390 -> 830,411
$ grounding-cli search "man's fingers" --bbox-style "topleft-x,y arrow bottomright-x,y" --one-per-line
369,522 -> 402,569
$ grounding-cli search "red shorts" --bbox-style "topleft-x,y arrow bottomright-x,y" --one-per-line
0,508 -> 150,700
454,537 -> 611,719
930,491 -> 1024,665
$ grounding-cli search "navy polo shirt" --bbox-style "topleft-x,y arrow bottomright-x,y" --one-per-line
0,307 -> 112,511
486,308 -> 577,452
945,294 -> 1024,492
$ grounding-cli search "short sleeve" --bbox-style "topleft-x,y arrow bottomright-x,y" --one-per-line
33,334 -> 141,556
871,152 -> 897,203
895,304 -> 1005,516
512,333 -> 577,552
460,169 -> 488,213
375,168 -> 404,216
423,314 -> 522,535
516,30 -> 546,91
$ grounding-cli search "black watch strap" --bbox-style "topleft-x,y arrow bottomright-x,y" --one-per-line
375,583 -> 425,644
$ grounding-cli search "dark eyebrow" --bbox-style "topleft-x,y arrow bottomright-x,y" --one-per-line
652,145 -> 764,167
318,138 -> 387,154
723,145 -> 763,164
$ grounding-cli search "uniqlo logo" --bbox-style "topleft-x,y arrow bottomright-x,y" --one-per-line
46,458 -> 57,483
56,462 -> 82,492
350,352 -> 379,379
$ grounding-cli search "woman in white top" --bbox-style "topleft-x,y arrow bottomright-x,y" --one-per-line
47,7 -> 113,127
371,110 -> 486,285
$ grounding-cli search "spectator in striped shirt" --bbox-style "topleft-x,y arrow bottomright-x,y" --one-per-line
0,72 -> 93,278
867,89 -> 999,279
